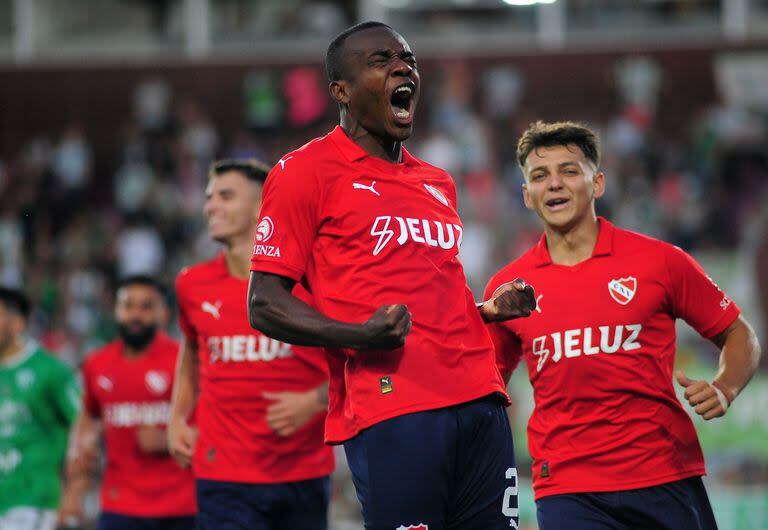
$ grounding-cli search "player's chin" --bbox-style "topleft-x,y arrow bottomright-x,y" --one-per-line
386,122 -> 414,142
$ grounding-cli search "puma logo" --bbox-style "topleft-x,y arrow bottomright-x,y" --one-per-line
201,301 -> 222,320
353,181 -> 381,197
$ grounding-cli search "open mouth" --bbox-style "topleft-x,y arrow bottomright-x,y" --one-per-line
545,197 -> 570,210
390,83 -> 415,124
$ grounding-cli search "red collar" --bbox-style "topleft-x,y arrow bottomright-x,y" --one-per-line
328,125 -> 422,166
533,217 -> 615,267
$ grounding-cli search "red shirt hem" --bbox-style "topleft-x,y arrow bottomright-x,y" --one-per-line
533,467 -> 706,501
194,464 -> 334,484
325,387 -> 510,444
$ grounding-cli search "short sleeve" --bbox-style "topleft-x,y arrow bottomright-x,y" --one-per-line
250,156 -> 321,282
484,277 -> 525,378
50,361 -> 81,425
81,359 -> 101,418
175,272 -> 197,343
664,244 -> 740,338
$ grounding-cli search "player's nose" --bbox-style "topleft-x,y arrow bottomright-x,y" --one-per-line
391,58 -> 414,77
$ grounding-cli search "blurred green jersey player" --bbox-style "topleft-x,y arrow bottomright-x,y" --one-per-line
0,286 -> 80,530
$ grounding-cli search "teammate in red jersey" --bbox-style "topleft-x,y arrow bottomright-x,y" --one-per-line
248,22 -> 536,530
64,276 -> 196,530
168,160 -> 333,530
485,121 -> 762,530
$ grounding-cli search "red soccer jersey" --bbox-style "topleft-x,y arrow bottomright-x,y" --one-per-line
82,333 -> 196,517
485,218 -> 741,500
176,253 -> 334,483
249,126 -> 508,444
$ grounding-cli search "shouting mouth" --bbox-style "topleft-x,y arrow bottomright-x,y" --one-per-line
390,83 -> 416,125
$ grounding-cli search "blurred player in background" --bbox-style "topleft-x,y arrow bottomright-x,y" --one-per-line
169,160 -> 333,530
63,276 -> 195,530
0,287 -> 80,530
248,22 -> 536,530
485,121 -> 762,530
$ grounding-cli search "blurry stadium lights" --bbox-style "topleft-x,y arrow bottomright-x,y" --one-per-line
503,0 -> 557,5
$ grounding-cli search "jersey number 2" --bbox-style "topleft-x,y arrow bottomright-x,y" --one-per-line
502,466 -> 519,529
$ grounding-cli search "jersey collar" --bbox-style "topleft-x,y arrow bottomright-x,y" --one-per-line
0,340 -> 37,369
329,125 -> 422,166
534,216 -> 615,267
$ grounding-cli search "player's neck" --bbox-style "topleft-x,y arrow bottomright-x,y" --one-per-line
223,235 -> 253,280
0,337 -> 24,363
340,119 -> 402,164
544,213 -> 600,266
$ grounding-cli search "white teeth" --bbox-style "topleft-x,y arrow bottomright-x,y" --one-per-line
395,109 -> 410,119
394,86 -> 413,95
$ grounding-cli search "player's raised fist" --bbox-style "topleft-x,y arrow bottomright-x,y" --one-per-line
481,278 -> 537,323
361,304 -> 412,349
675,370 -> 729,420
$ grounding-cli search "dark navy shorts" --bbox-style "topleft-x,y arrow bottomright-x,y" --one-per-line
536,476 -> 718,530
195,476 -> 330,530
343,395 -> 519,530
96,512 -> 195,530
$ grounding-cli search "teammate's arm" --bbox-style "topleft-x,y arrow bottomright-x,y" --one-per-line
248,271 -> 411,350
168,338 -> 200,468
60,410 -> 101,525
677,315 -> 761,420
263,382 -> 328,437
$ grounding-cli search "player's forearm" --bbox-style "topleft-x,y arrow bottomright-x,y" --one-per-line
169,341 -> 199,423
248,272 -> 372,349
712,316 -> 761,401
66,412 -> 100,477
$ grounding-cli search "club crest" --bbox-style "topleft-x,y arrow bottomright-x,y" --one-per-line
145,370 -> 169,395
608,276 -> 637,305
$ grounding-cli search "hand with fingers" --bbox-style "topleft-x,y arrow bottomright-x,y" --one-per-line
480,278 -> 537,323
675,370 -> 734,420
167,417 -> 198,468
263,389 -> 326,437
361,304 -> 412,349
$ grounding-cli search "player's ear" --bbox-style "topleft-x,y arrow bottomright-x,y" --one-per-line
592,171 -> 605,199
329,80 -> 351,106
522,182 -> 534,211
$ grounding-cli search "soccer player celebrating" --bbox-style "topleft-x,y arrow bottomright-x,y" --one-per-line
0,287 -> 80,530
65,276 -> 195,530
485,121 -> 762,530
169,160 -> 333,530
248,22 -> 536,530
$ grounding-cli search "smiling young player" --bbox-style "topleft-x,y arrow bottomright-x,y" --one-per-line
169,160 -> 333,530
248,22 -> 537,530
485,121 -> 762,530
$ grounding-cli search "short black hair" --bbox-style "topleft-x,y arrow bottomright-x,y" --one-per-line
116,275 -> 167,300
325,21 -> 394,82
517,121 -> 600,169
0,286 -> 31,319
209,159 -> 270,184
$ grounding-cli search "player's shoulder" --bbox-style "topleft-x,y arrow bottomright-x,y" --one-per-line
177,255 -> 225,288
611,224 -> 679,258
271,131 -> 337,173
485,246 -> 540,294
82,340 -> 120,369
29,346 -> 75,377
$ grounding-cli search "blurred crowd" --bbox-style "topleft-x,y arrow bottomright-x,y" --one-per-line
1,54 -> 767,528
1,60 -> 766,360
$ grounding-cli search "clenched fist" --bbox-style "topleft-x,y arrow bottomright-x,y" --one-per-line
480,279 -> 537,323
361,304 -> 412,349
